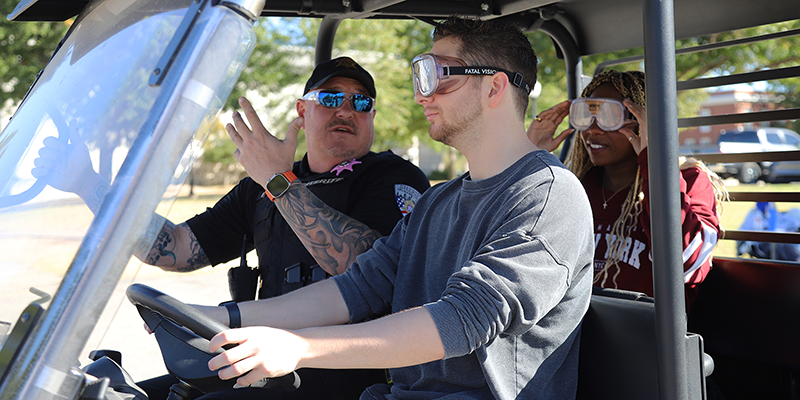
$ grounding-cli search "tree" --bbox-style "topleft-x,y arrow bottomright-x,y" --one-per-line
527,21 -> 800,152
153,17 -> 800,181
203,18 -> 314,166
224,18 -> 310,111
0,0 -> 70,110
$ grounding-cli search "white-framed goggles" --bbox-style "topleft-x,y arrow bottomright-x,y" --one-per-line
412,53 -> 531,97
569,97 -> 636,131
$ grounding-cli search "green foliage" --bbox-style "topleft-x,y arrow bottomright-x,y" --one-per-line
215,18 -> 316,164
529,21 -> 800,145
4,7 -> 797,170
202,119 -> 238,164
0,0 -> 70,108
224,18 -> 312,111
219,18 -> 439,164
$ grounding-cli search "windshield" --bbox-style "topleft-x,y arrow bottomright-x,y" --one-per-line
0,0 -> 255,396
0,0 -> 187,331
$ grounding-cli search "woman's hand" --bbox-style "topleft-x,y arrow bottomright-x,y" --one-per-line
526,100 -> 573,152
622,99 -> 648,155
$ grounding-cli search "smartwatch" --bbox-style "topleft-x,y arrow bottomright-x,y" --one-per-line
220,300 -> 241,329
265,170 -> 298,201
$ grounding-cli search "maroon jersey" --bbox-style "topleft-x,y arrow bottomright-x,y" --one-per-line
582,152 -> 720,307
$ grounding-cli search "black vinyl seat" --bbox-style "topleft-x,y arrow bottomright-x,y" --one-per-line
688,257 -> 800,399
578,287 -> 711,400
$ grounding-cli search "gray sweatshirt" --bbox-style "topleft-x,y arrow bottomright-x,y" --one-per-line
334,150 -> 594,399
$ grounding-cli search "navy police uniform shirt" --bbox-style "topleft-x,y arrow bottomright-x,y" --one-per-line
186,151 -> 430,299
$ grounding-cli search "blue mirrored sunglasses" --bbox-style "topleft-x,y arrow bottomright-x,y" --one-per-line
302,90 -> 375,113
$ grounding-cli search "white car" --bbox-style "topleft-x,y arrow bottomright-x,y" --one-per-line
716,127 -> 800,183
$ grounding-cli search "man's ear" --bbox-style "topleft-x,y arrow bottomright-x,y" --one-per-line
296,99 -> 306,117
487,72 -> 509,108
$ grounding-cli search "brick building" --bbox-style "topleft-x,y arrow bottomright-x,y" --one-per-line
680,88 -> 781,153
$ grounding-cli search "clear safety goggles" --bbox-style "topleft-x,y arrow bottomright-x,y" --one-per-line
569,97 -> 636,131
412,53 -> 531,97
302,90 -> 375,113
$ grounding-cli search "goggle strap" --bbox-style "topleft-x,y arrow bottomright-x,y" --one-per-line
511,73 -> 531,93
446,66 -> 531,93
446,66 -> 502,77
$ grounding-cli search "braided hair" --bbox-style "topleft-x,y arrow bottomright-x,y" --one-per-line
564,70 -> 727,289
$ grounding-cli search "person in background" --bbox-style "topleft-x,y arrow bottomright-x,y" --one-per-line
529,69 -> 726,308
737,201 -> 800,261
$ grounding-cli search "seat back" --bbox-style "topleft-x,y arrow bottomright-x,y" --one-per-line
577,288 -> 660,399
688,257 -> 800,369
578,288 -> 709,400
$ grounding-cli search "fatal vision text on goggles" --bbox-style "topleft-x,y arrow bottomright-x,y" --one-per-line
412,53 -> 531,97
569,98 -> 637,131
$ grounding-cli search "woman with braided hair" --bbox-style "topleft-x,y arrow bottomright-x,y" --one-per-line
529,70 -> 726,308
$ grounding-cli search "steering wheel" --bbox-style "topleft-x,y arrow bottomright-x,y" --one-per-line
125,283 -> 300,394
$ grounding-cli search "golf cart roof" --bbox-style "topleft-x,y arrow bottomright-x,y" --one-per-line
9,0 -> 800,56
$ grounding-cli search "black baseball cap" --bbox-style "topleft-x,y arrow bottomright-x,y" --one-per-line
304,57 -> 377,98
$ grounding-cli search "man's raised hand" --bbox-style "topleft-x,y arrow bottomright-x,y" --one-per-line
226,97 -> 303,188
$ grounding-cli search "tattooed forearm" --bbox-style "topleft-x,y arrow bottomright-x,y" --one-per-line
145,219 -> 178,267
177,223 -> 211,272
137,219 -> 210,272
276,183 -> 380,276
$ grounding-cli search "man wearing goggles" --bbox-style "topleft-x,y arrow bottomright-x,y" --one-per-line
412,52 -> 532,97
200,16 -> 594,400
130,56 -> 429,400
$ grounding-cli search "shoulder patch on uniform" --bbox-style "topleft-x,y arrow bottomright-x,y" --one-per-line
395,184 -> 422,215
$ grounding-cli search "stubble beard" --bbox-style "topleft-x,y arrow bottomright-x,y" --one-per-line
322,119 -> 372,160
428,96 -> 483,146
324,136 -> 372,160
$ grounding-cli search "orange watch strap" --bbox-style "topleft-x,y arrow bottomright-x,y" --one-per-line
265,170 -> 298,201
284,170 -> 298,182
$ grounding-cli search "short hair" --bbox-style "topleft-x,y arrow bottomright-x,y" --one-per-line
432,16 -> 538,118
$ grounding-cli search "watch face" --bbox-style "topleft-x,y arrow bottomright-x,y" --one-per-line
267,174 -> 290,198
